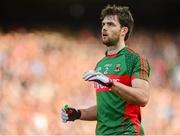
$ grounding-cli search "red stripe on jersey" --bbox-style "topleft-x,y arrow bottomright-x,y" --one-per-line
144,58 -> 148,80
96,87 -> 110,93
132,57 -> 149,81
142,57 -> 145,79
107,53 -> 118,58
143,58 -> 146,79
141,56 -> 148,80
95,75 -> 131,93
140,56 -> 143,79
124,102 -> 141,135
126,47 -> 138,54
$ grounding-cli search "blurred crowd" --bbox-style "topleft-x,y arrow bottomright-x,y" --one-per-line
0,28 -> 180,134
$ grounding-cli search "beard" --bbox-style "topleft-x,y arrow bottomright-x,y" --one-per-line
102,36 -> 119,47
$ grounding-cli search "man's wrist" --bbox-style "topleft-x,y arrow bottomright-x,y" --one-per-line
108,78 -> 114,88
77,109 -> 81,119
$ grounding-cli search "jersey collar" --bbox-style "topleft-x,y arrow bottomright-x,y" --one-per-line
105,45 -> 127,58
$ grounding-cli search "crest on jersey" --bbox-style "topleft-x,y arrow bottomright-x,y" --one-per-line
114,64 -> 121,72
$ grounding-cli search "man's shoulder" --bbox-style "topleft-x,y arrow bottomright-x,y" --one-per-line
123,47 -> 141,62
124,47 -> 149,64
125,47 -> 140,56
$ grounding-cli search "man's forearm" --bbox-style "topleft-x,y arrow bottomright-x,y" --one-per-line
79,105 -> 97,121
111,80 -> 149,107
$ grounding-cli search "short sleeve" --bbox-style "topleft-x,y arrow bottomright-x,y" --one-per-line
131,55 -> 150,81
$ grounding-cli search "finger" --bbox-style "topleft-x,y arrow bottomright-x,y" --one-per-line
84,74 -> 97,81
62,119 -> 67,123
83,71 -> 98,81
87,76 -> 98,81
61,111 -> 68,117
61,111 -> 69,120
82,70 -> 96,79
92,71 -> 103,77
82,71 -> 93,79
85,75 -> 98,81
61,108 -> 68,114
62,115 -> 69,120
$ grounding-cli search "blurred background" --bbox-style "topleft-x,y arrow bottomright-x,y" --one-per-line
0,0 -> 180,135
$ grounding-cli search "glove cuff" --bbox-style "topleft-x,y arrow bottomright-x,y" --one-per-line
107,78 -> 114,88
77,109 -> 81,119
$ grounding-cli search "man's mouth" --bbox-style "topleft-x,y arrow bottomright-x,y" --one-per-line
103,33 -> 108,37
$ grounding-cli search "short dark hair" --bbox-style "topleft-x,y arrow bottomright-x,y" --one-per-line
101,5 -> 134,41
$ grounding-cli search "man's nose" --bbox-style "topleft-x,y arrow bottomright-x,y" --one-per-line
102,25 -> 108,31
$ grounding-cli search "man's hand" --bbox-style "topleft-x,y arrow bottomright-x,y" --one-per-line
82,70 -> 114,87
61,107 -> 81,123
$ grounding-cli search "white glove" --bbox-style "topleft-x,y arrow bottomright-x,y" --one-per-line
61,109 -> 68,123
82,70 -> 114,87
82,70 -> 98,81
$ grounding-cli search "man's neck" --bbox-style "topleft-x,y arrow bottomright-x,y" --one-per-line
107,41 -> 126,55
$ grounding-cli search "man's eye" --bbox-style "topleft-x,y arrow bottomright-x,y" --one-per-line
108,23 -> 113,26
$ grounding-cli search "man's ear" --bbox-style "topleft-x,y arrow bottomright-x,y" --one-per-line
121,27 -> 128,35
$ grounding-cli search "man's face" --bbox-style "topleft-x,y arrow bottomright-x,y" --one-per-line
101,15 -> 121,47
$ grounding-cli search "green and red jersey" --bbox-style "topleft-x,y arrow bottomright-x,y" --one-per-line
94,46 -> 150,135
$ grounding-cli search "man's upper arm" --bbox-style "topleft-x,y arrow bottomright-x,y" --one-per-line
131,78 -> 150,107
131,55 -> 151,82
132,78 -> 150,91
131,55 -> 151,98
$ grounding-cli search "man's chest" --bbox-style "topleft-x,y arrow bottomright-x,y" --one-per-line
94,57 -> 132,92
95,57 -> 127,76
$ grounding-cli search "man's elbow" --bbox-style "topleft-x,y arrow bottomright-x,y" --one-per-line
139,97 -> 149,107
